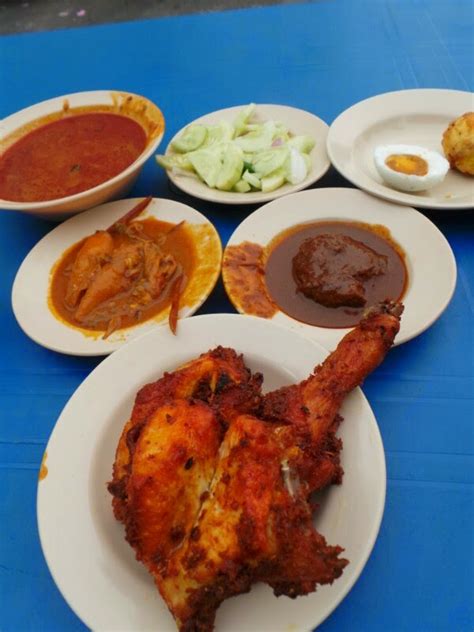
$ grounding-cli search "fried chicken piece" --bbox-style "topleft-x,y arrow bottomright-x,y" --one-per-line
124,399 -> 222,577
108,347 -> 263,522
109,302 -> 402,632
263,301 -> 403,496
129,346 -> 262,428
158,414 -> 348,632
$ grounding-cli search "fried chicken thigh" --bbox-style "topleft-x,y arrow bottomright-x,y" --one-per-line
109,302 -> 402,631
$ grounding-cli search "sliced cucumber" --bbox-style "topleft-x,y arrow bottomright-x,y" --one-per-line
233,103 -> 256,137
261,168 -> 286,192
241,123 -> 260,133
242,170 -> 261,189
287,135 -> 316,154
233,179 -> 251,193
188,148 -> 222,188
156,154 -> 194,172
201,121 -> 233,148
252,147 -> 289,177
215,144 -> 244,191
171,124 -> 207,153
233,120 -> 276,152
155,104 -> 316,195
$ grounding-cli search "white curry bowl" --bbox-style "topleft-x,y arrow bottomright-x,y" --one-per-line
0,90 -> 165,220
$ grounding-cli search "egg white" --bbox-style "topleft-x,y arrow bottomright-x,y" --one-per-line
374,144 -> 449,192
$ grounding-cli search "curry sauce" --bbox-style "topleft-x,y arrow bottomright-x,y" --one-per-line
0,113 -> 147,202
265,221 -> 407,328
50,217 -> 197,335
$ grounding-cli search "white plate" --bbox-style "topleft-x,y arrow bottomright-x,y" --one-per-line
12,198 -> 222,355
223,188 -> 457,350
37,313 -> 386,632
327,89 -> 474,210
164,104 -> 330,204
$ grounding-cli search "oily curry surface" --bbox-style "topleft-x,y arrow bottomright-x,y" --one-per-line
223,220 -> 407,329
50,217 -> 196,336
0,112 -> 147,202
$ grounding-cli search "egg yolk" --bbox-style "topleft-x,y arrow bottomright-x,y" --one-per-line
385,154 -> 428,176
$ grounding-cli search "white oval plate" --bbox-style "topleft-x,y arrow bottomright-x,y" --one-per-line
223,188 -> 457,350
12,198 -> 222,355
37,313 -> 386,632
327,89 -> 474,210
164,104 -> 330,204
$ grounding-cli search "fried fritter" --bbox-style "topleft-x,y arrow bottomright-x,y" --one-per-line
442,111 -> 474,175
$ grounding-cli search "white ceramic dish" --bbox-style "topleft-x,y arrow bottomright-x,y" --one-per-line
37,313 -> 386,632
223,188 -> 457,350
163,104 -> 330,204
0,90 -> 165,220
327,89 -> 474,210
12,197 -> 222,356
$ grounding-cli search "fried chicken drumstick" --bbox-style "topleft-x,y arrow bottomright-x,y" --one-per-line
108,302 -> 402,631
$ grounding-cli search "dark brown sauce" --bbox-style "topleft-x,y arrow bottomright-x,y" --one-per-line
264,221 -> 407,328
50,218 -> 196,334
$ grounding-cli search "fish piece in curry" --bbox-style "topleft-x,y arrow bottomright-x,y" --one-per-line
49,198 -> 196,337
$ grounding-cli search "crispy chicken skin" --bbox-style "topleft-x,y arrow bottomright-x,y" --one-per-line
262,301 -> 403,496
125,399 -> 222,577
109,302 -> 402,632
108,347 -> 263,522
158,413 -> 348,631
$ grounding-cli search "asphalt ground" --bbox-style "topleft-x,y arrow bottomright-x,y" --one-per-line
0,0 -> 309,34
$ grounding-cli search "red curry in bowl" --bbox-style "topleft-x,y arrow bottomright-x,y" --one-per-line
0,113 -> 146,202
0,96 -> 163,203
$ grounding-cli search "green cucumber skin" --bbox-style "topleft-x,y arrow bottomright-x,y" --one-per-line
171,124 -> 207,153
215,144 -> 244,191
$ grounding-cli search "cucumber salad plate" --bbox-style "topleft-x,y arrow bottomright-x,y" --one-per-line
157,104 -> 330,204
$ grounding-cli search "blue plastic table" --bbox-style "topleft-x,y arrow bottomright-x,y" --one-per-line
1,2 -> 473,630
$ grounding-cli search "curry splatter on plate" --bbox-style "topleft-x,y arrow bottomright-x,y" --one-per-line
12,198 -> 222,356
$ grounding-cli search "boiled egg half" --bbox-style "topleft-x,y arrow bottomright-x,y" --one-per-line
374,144 -> 449,192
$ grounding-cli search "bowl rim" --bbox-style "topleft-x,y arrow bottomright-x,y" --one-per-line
0,89 -> 165,210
